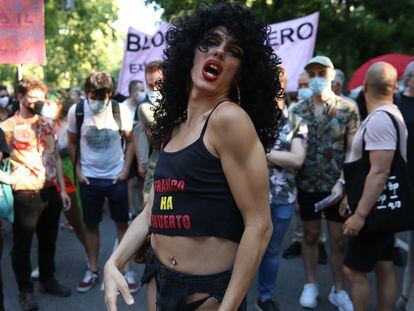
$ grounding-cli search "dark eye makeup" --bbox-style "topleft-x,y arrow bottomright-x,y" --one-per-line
197,31 -> 244,59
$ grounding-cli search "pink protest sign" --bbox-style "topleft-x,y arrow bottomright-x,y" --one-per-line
0,0 -> 46,65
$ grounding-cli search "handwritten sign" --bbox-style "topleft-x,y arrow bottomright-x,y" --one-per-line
0,0 -> 46,65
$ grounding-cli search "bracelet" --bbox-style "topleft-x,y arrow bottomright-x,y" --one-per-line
354,210 -> 367,219
336,178 -> 346,186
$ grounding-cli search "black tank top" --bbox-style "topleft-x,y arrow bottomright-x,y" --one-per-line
151,103 -> 245,243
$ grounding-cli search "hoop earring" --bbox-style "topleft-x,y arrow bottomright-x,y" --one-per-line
236,84 -> 241,105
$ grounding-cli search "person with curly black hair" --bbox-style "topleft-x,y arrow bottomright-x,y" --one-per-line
104,2 -> 282,310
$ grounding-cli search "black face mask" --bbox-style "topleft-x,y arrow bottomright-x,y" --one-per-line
26,100 -> 45,115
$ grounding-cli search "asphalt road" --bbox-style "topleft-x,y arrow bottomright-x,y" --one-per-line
1,211 -> 406,311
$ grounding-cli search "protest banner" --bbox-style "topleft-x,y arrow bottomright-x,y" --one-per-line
0,0 -> 46,65
118,13 -> 319,95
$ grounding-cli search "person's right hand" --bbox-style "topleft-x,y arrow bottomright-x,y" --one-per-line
104,261 -> 134,311
339,195 -> 352,218
76,167 -> 90,185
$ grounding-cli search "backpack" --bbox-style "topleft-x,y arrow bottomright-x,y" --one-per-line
74,99 -> 124,181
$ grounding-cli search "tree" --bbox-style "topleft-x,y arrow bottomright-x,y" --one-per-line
146,0 -> 414,84
0,0 -> 122,91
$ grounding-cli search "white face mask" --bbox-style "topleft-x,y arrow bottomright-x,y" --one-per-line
147,89 -> 161,104
88,99 -> 108,114
0,96 -> 9,107
298,88 -> 313,100
309,77 -> 331,96
138,92 -> 146,102
41,103 -> 59,120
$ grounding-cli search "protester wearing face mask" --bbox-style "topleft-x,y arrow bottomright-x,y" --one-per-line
290,56 -> 359,310
0,77 -> 72,311
136,61 -> 164,204
297,72 -> 313,101
282,71 -> 330,265
0,86 -> 10,121
66,72 -> 138,294
27,98 -> 89,283
122,80 -> 146,218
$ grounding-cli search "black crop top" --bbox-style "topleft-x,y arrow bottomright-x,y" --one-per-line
151,103 -> 245,243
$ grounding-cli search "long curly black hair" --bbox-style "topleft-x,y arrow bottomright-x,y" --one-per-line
152,1 -> 283,152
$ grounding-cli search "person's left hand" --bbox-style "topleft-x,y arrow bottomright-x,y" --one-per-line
343,214 -> 365,236
60,191 -> 71,212
113,169 -> 129,184
329,182 -> 344,206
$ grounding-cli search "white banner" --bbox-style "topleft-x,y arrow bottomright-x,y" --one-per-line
117,23 -> 170,96
117,12 -> 319,95
269,12 -> 319,92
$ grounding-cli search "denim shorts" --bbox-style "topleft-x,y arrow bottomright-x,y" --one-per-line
79,178 -> 129,224
141,248 -> 247,310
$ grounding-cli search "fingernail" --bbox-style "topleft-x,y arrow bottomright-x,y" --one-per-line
127,299 -> 134,305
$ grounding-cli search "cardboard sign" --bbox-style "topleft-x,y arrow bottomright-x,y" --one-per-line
0,0 -> 46,65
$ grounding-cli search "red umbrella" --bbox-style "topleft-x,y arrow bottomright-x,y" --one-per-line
348,53 -> 414,90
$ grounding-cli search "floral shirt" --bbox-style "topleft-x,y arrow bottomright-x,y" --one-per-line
269,109 -> 308,205
0,113 -> 57,190
289,95 -> 359,192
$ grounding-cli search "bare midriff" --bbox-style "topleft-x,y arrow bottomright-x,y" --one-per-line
151,234 -> 238,275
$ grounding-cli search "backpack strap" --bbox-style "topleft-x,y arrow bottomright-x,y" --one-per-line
74,100 -> 85,182
111,100 -> 125,149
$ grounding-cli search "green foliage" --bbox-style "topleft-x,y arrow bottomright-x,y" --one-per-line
147,0 -> 414,82
0,0 -> 122,91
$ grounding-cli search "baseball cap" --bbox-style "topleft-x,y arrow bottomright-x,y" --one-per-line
305,56 -> 334,70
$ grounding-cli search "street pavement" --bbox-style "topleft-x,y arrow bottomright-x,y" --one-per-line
1,211 -> 405,311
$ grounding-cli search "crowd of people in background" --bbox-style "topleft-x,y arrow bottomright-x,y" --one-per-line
0,23 -> 413,311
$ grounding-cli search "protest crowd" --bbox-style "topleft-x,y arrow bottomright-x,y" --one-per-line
0,2 -> 414,311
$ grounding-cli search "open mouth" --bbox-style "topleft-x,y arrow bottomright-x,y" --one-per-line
202,60 -> 223,82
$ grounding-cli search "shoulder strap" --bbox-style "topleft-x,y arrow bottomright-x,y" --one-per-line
75,100 -> 85,135
111,100 -> 126,151
382,110 -> 401,154
74,100 -> 85,182
111,100 -> 123,133
200,98 -> 230,138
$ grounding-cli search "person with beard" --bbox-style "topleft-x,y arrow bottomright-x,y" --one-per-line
103,3 -> 282,310
0,77 -> 71,311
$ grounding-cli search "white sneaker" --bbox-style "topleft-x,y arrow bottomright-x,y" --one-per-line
124,271 -> 139,294
329,287 -> 354,311
30,267 -> 39,280
300,283 -> 319,309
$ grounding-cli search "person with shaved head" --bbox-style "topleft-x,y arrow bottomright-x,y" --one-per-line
341,62 -> 408,311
